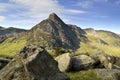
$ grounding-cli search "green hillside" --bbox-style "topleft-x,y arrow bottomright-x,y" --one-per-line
76,28 -> 120,57
0,28 -> 120,58
0,36 -> 26,58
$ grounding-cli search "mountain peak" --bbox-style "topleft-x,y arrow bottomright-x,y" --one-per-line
48,13 -> 64,23
49,13 -> 58,19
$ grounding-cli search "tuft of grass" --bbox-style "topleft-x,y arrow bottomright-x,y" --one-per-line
66,70 -> 103,80
0,37 -> 26,58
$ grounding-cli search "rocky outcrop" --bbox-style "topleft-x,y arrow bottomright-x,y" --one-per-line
0,45 -> 69,80
27,13 -> 87,51
55,53 -> 72,72
95,69 -> 120,80
71,55 -> 96,71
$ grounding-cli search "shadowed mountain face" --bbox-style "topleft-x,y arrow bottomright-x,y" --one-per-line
27,13 -> 87,50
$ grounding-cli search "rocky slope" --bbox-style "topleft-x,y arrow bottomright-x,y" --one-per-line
27,13 -> 87,51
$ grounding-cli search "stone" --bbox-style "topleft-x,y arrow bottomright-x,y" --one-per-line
55,53 -> 72,72
72,55 -> 95,71
95,69 -> 120,80
0,45 -> 70,80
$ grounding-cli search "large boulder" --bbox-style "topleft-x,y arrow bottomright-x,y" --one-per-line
55,53 -> 72,72
72,55 -> 95,71
95,69 -> 120,80
0,45 -> 70,80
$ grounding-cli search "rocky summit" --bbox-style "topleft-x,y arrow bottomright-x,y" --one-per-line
27,13 -> 87,51
0,45 -> 69,80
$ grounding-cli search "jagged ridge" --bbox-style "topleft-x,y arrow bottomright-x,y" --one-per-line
27,13 -> 87,50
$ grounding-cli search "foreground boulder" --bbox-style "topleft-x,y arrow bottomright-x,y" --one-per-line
55,53 -> 72,72
0,45 -> 70,80
71,55 -> 95,71
95,69 -> 120,80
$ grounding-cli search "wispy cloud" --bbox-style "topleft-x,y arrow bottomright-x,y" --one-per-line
9,0 -> 63,19
0,16 -> 5,22
66,9 -> 86,14
0,0 -> 87,28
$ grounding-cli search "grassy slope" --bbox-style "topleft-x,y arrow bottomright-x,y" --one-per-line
77,29 -> 120,57
66,70 -> 102,80
0,29 -> 120,58
0,36 -> 26,58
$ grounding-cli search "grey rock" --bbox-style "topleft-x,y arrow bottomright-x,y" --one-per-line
0,45 -> 70,80
27,13 -> 87,51
95,69 -> 120,80
72,55 -> 95,71
55,53 -> 72,72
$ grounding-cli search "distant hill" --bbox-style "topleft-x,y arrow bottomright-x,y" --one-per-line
79,28 -> 120,57
0,26 -> 26,43
0,26 -> 26,35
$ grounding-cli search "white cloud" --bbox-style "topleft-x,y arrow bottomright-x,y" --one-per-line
10,0 -> 64,19
0,0 -> 86,28
66,9 -> 86,14
0,16 -> 5,22
9,0 -> 86,18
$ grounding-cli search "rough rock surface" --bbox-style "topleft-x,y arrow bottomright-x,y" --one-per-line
72,55 -> 95,71
27,13 -> 87,51
55,53 -> 72,72
0,57 -> 11,69
0,45 -> 70,80
95,69 -> 120,80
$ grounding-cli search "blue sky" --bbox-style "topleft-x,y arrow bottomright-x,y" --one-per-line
0,0 -> 120,34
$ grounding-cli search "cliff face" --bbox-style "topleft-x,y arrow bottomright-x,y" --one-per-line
27,13 -> 87,50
